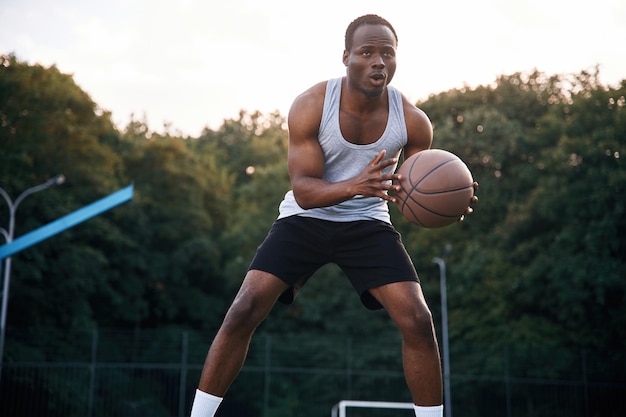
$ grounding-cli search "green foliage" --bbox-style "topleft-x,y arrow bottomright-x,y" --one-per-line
416,68 -> 626,352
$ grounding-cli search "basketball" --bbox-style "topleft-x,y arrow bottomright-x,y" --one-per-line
395,149 -> 474,228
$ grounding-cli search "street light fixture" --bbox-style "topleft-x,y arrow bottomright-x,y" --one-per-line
0,174 -> 65,383
433,244 -> 452,417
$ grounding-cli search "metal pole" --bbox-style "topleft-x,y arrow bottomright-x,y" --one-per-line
264,334 -> 272,417
433,244 -> 452,417
88,328 -> 98,417
0,174 -> 65,383
179,331 -> 189,417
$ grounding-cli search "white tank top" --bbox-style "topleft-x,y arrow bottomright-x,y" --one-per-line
278,77 -> 407,223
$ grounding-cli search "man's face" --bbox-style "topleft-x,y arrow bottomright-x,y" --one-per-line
343,24 -> 397,97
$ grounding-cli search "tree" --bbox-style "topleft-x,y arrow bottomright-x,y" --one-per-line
0,54 -> 126,331
503,76 -> 626,350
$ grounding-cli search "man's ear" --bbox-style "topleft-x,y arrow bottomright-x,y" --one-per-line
342,50 -> 349,66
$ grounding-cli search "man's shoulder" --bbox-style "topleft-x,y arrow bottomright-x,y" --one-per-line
301,79 -> 332,98
288,80 -> 335,132
290,80 -> 330,113
298,77 -> 345,98
392,90 -> 429,124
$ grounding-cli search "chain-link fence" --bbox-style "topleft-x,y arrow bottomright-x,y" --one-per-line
1,328 -> 624,417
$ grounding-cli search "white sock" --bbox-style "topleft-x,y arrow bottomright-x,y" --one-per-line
190,389 -> 223,417
414,404 -> 443,417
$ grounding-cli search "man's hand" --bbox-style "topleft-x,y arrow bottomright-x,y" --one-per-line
351,150 -> 402,203
458,181 -> 479,223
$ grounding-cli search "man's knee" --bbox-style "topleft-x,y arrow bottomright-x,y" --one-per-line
220,272 -> 285,335
220,294 -> 265,335
396,305 -> 436,343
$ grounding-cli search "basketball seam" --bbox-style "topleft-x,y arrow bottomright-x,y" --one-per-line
399,155 -> 450,213
399,154 -> 470,226
410,159 -> 456,188
413,184 -> 474,195
402,158 -> 457,203
404,195 -> 462,219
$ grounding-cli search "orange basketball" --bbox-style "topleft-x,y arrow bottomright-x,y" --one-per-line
395,149 -> 474,228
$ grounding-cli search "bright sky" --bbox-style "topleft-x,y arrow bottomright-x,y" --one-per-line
1,0 -> 625,137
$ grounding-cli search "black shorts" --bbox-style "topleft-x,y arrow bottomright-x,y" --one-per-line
248,215 -> 419,310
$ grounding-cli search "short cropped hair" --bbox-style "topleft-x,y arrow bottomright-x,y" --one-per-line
345,14 -> 398,52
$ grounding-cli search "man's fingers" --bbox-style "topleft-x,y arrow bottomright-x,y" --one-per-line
371,149 -> 387,165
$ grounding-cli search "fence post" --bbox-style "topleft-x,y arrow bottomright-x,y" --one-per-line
179,331 -> 189,417
87,328 -> 98,417
582,350 -> 589,417
504,345 -> 511,417
346,337 -> 352,399
264,334 -> 272,417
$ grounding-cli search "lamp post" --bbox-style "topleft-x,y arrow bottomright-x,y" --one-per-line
0,174 -> 65,383
433,244 -> 452,417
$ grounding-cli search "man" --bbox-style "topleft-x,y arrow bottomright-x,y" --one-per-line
190,14 -> 477,417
